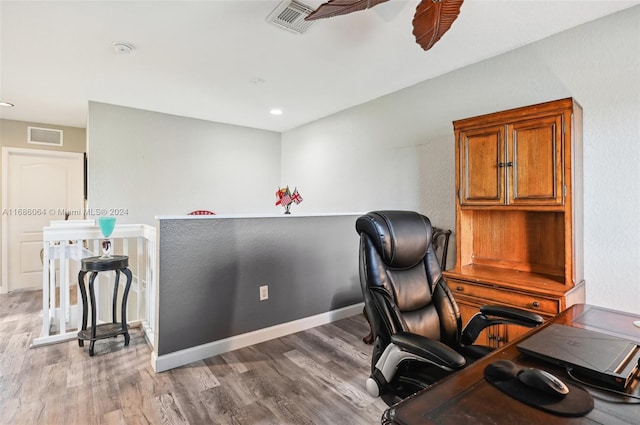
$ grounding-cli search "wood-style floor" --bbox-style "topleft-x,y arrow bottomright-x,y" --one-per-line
0,290 -> 388,424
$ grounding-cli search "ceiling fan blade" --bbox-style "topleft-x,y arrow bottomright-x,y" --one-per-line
305,0 -> 390,21
412,0 -> 464,51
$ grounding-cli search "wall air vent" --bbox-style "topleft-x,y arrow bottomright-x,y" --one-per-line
28,126 -> 63,146
266,0 -> 315,34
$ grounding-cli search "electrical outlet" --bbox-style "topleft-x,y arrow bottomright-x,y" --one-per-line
259,285 -> 269,301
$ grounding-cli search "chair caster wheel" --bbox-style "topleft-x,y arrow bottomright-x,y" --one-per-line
366,376 -> 381,397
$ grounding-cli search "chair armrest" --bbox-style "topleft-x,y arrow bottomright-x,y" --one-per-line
480,305 -> 544,326
365,332 -> 466,397
391,332 -> 466,370
461,305 -> 544,346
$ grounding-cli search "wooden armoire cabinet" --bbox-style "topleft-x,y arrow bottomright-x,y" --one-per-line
444,98 -> 585,348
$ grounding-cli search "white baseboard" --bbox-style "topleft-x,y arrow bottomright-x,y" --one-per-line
32,332 -> 77,347
152,302 -> 364,373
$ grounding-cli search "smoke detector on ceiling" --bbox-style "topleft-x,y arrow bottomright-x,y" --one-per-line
266,0 -> 315,34
112,42 -> 134,54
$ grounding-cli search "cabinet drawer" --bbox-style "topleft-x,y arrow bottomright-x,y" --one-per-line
449,279 -> 559,314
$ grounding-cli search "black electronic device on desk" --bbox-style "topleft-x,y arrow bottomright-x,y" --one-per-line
517,323 -> 640,391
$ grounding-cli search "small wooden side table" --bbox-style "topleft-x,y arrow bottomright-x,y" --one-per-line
77,255 -> 132,356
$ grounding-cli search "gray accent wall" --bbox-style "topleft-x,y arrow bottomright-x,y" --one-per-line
156,214 -> 362,356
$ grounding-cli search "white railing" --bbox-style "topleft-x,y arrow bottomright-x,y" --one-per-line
32,221 -> 157,349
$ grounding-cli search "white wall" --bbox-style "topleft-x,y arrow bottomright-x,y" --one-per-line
281,7 -> 640,313
87,102 -> 281,225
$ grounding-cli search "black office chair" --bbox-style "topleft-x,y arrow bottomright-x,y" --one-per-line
356,211 -> 544,405
361,224 -> 451,345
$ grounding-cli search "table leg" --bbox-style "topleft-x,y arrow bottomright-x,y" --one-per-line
78,270 -> 88,347
121,268 -> 133,346
112,270 -> 121,323
88,271 -> 98,357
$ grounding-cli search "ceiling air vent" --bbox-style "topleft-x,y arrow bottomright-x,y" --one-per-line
266,0 -> 315,34
28,126 -> 63,146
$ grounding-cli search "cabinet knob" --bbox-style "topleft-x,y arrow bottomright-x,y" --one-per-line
456,286 -> 463,292
532,301 -> 540,308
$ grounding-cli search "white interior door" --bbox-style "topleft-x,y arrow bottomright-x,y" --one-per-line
2,148 -> 84,292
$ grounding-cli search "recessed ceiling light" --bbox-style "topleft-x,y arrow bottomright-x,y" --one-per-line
270,108 -> 283,116
0,101 -> 14,107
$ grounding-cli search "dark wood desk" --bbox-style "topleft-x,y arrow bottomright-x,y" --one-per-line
384,304 -> 640,424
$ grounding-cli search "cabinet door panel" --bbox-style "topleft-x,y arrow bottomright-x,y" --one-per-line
456,299 -> 505,348
505,324 -> 536,345
456,298 -> 547,348
509,115 -> 564,205
456,299 -> 490,346
460,125 -> 505,205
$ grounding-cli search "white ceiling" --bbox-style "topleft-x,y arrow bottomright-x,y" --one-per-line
1,0 -> 638,132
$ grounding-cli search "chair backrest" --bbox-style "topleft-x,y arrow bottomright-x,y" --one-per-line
431,226 -> 452,270
356,211 -> 462,360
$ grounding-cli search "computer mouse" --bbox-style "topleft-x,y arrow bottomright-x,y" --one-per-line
517,368 -> 569,397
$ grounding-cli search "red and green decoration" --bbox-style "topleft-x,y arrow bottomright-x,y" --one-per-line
275,186 -> 303,214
